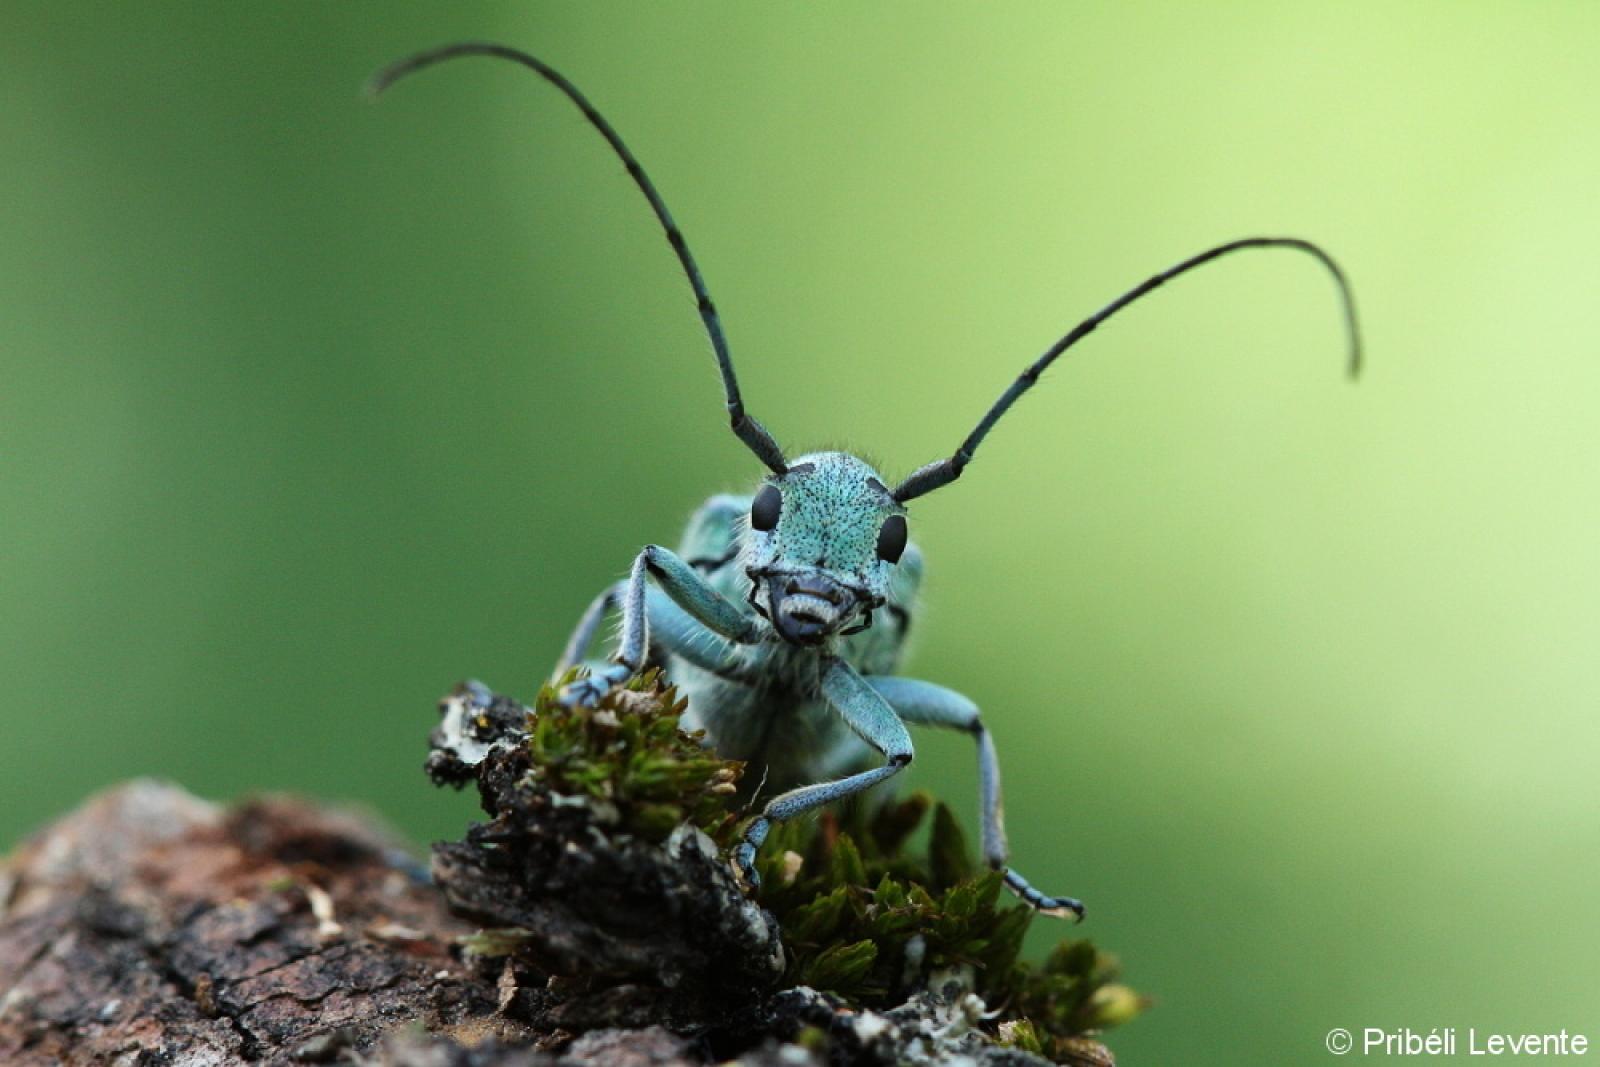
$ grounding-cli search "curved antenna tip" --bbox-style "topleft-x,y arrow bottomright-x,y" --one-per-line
1338,278 -> 1364,382
363,53 -> 419,101
364,62 -> 407,102
363,42 -> 509,103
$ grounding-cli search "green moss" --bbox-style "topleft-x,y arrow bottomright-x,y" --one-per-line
461,927 -> 536,958
525,669 -> 745,846
752,790 -> 1146,1057
518,674 -> 1144,1060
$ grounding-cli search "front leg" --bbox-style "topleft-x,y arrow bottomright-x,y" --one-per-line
735,657 -> 913,888
556,581 -> 624,676
867,676 -> 1085,921
559,544 -> 760,707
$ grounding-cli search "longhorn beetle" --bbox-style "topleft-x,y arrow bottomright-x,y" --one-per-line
370,43 -> 1361,920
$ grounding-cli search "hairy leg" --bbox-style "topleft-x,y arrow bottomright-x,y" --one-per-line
867,675 -> 1084,920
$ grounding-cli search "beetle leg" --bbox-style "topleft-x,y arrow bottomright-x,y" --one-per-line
734,657 -> 912,889
866,675 -> 1085,921
556,581 -> 625,675
558,545 -> 760,707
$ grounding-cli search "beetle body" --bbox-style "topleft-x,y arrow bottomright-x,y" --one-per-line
552,450 -> 1078,914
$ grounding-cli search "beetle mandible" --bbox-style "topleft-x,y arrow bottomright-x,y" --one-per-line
370,43 -> 1361,920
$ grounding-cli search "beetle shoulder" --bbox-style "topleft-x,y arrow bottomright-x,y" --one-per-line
677,493 -> 750,573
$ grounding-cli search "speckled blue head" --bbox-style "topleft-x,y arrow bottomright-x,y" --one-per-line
741,451 -> 909,646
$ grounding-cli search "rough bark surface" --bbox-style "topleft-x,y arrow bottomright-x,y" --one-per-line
0,781 -> 518,1065
425,683 -> 786,1036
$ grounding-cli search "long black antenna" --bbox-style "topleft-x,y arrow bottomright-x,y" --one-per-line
893,237 -> 1361,502
368,42 -> 788,474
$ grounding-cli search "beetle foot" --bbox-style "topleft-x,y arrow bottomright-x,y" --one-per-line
732,817 -> 770,894
557,663 -> 633,708
1004,868 -> 1086,922
732,846 -> 761,893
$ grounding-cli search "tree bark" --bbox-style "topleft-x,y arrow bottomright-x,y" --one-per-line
0,781 -> 524,1064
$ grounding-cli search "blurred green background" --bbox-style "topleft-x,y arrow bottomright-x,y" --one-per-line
3,3 -> 1597,1062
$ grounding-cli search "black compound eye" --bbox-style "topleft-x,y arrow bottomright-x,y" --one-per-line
876,514 -> 908,564
751,484 -> 782,532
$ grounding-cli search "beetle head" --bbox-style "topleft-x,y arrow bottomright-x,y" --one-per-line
743,451 -> 909,646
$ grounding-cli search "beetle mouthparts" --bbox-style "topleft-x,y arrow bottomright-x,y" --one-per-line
767,573 -> 854,646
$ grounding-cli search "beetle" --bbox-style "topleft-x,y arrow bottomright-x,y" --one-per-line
370,43 -> 1360,920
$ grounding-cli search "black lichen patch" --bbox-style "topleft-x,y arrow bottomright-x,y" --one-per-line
427,675 -> 1143,1064
427,673 -> 783,1030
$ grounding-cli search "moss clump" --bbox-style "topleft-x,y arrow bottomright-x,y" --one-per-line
525,669 -> 745,846
752,792 -> 1146,1059
499,673 -> 1144,1061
